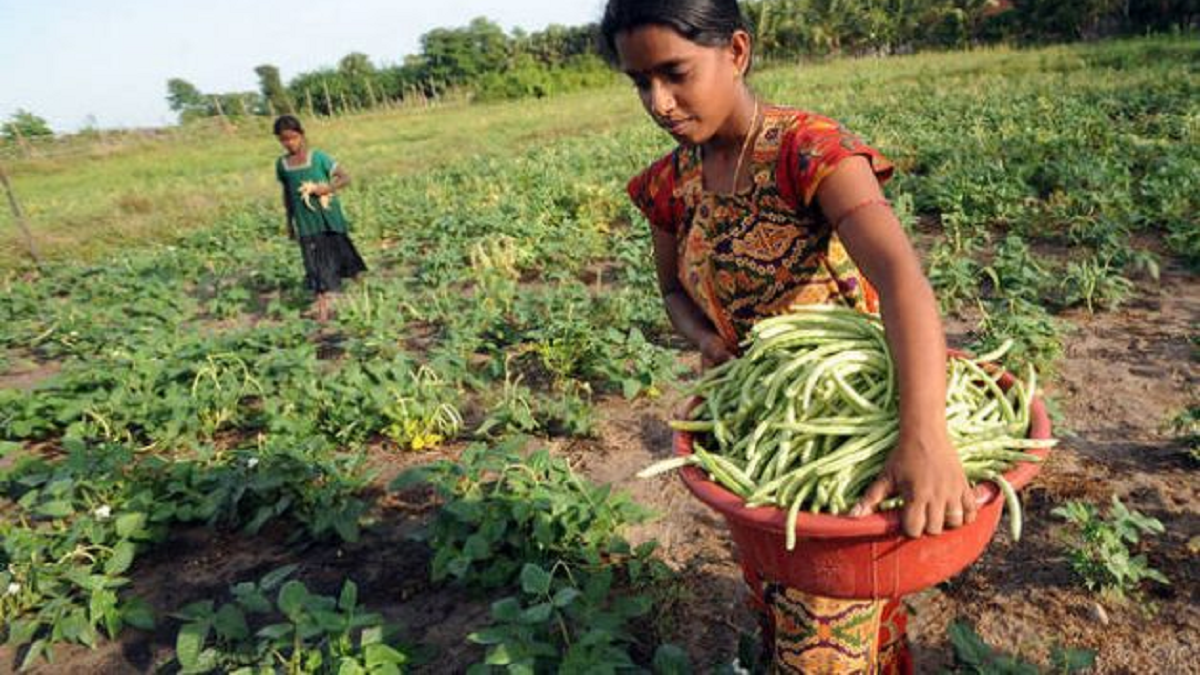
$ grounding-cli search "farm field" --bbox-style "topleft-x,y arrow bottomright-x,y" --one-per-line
1,37 -> 1197,673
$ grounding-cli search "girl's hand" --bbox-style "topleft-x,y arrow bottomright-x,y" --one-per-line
850,427 -> 978,537
699,333 -> 735,370
312,183 -> 334,197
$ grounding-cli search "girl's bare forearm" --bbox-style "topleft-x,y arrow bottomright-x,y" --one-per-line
876,268 -> 949,437
663,290 -> 724,352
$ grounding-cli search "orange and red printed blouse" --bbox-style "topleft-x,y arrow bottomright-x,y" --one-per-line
627,107 -> 895,351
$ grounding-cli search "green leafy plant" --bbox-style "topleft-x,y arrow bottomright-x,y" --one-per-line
1166,406 -> 1199,463
476,360 -> 596,439
927,211 -> 987,313
972,297 -> 1063,376
591,327 -> 684,401
1052,496 -> 1169,600
392,439 -> 651,589
467,562 -> 673,674
380,366 -> 464,451
943,620 -> 1095,674
0,437 -> 370,667
0,440 -> 156,669
171,565 -> 408,674
979,234 -> 1054,304
1058,252 -> 1134,314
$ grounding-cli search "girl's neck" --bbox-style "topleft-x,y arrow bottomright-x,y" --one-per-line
703,89 -> 759,157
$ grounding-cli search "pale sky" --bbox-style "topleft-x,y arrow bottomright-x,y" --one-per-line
0,0 -> 606,132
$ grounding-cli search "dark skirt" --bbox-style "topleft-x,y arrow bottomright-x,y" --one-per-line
298,232 -> 367,293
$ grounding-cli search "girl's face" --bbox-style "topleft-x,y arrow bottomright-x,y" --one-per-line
276,129 -> 305,155
615,24 -> 750,145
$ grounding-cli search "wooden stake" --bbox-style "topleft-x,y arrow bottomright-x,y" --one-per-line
9,123 -> 33,159
365,78 -> 379,109
0,160 -> 42,268
211,95 -> 234,133
322,81 -> 334,116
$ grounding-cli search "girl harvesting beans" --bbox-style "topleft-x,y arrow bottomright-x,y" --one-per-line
602,1 -> 973,670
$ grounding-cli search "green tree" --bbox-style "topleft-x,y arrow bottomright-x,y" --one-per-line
2,109 -> 53,142
166,78 -> 209,122
1012,0 -> 1126,39
420,17 -> 510,89
338,52 -> 380,107
255,64 -> 293,115
288,70 -> 353,116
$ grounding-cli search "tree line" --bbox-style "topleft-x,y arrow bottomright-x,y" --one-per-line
165,19 -> 609,123
164,1 -> 1196,123
5,0 -> 1197,134
744,0 -> 1197,59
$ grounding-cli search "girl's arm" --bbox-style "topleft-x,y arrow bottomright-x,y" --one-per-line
282,184 -> 295,239
315,164 -> 351,196
329,165 -> 350,193
652,228 -> 734,368
815,155 -> 977,538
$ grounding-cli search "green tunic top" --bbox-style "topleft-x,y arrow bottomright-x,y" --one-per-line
276,149 -> 350,237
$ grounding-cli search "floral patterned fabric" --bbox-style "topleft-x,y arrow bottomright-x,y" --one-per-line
627,107 -> 894,350
767,586 -> 912,674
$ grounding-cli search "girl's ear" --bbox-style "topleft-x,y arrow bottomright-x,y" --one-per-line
729,29 -> 753,77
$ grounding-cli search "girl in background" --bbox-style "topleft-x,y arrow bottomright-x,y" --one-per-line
274,115 -> 366,322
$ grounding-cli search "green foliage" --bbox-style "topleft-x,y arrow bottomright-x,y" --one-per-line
159,0 -> 1200,122
928,212 -> 988,313
170,566 -> 408,674
0,441 -> 155,669
2,109 -> 53,141
971,298 -> 1064,377
421,18 -> 510,88
747,0 -> 1195,57
376,366 -> 464,451
1167,406 -> 1199,463
1052,497 -> 1170,600
467,560 -> 685,674
2,38 -> 1197,672
394,437 -> 688,672
0,437 -> 369,666
392,439 -> 651,589
255,64 -> 293,115
981,235 -> 1055,305
943,620 -> 1095,674
475,367 -> 597,440
165,79 -> 261,123
1059,252 -> 1134,313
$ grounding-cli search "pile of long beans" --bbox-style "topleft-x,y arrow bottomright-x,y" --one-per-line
639,305 -> 1055,550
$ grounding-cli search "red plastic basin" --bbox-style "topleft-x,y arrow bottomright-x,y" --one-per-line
675,362 -> 1052,600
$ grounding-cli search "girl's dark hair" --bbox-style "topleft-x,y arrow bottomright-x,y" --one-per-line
273,115 -> 304,136
599,0 -> 753,67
